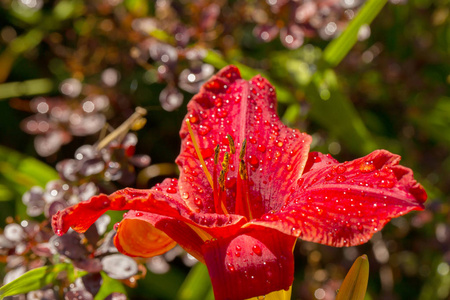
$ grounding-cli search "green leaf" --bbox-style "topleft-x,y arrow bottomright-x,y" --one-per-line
0,263 -> 85,298
0,184 -> 14,202
93,272 -> 127,300
322,0 -> 388,67
0,146 -> 58,190
305,69 -> 378,155
336,255 -> 369,300
176,263 -> 212,300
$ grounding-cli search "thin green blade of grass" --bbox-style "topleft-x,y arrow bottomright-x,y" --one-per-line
322,0 -> 388,67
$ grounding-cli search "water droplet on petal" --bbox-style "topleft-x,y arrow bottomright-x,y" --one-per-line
360,161 -> 376,173
188,113 -> 199,124
336,165 -> 347,174
198,125 -> 211,136
216,108 -> 228,118
227,263 -> 235,272
166,187 -> 177,194
257,145 -> 266,152
378,179 -> 394,188
249,156 -> 259,167
291,227 -> 301,235
314,156 -> 322,163
252,245 -> 262,256
194,197 -> 203,208
201,148 -> 215,159
336,175 -> 346,183
325,173 -> 334,181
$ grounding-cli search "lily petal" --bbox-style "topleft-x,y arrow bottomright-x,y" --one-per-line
250,150 -> 426,247
52,178 -> 190,236
52,178 -> 248,261
203,228 -> 296,300
114,213 -> 177,258
177,66 -> 312,217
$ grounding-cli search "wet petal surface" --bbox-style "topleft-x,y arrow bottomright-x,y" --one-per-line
250,150 -> 426,247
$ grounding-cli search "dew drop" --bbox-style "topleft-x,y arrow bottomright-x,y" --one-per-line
194,197 -> 203,208
314,156 -> 322,163
225,177 -> 236,188
198,125 -> 211,136
360,161 -> 375,173
182,192 -> 189,199
325,173 -> 334,181
214,97 -> 223,107
189,113 -> 199,124
166,187 -> 177,194
200,147 -> 215,159
252,245 -> 262,256
336,175 -> 346,183
291,227 -> 301,235
378,179 -> 394,188
227,263 -> 235,272
257,144 -> 266,152
249,156 -> 259,167
216,108 -> 228,118
336,165 -> 347,174
136,212 -> 143,217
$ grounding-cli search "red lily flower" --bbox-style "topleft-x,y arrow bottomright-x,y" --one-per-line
52,66 -> 426,300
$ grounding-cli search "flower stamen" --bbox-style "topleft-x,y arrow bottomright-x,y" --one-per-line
227,134 -> 236,154
186,119 -> 214,190
235,139 -> 253,220
217,152 -> 230,214
239,139 -> 248,180
219,152 -> 230,191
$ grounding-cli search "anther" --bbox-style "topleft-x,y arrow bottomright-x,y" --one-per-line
219,152 -> 230,191
239,139 -> 248,180
239,159 -> 248,180
185,119 -> 214,189
239,139 -> 247,160
227,134 -> 235,154
214,144 -> 220,165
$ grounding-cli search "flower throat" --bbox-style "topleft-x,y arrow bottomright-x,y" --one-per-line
186,119 -> 254,220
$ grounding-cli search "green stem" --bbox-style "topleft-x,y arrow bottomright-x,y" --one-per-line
322,0 -> 388,67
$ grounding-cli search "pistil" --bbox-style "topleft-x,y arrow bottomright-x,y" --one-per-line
186,119 -> 214,190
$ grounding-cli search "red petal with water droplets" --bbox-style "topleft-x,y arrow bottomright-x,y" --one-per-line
52,177 -> 247,260
177,65 -> 312,217
203,228 -> 296,300
51,179 -> 189,236
250,150 -> 427,247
